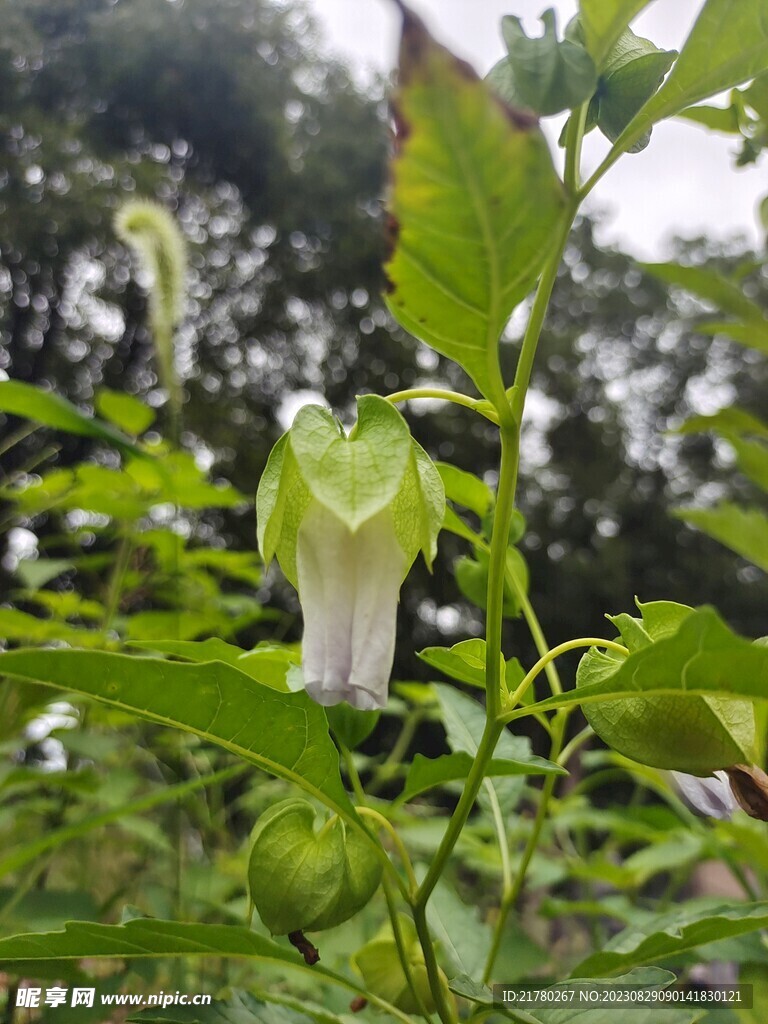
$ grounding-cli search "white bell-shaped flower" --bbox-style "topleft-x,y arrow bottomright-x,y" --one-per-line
297,502 -> 407,710
257,395 -> 444,713
669,770 -> 735,820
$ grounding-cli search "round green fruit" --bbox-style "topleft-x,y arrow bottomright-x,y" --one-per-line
248,799 -> 382,935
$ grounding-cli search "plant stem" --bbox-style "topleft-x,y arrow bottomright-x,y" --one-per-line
413,902 -> 457,1024
564,102 -> 589,194
485,426 -> 518,720
509,203 -> 578,437
368,709 -> 425,796
344,757 -> 433,1019
382,876 -> 435,1023
339,741 -> 367,804
505,568 -> 562,699
504,637 -> 629,712
101,529 -> 134,635
385,387 -> 498,422
338,743 -> 411,900
357,806 -> 419,895
558,725 -> 594,766
415,718 -> 503,910
482,710 -> 569,982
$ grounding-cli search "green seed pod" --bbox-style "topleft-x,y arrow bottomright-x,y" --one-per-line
248,799 -> 382,935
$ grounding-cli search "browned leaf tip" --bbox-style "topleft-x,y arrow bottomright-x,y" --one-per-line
726,764 -> 768,822
394,0 -> 476,85
392,0 -> 537,131
288,930 -> 320,965
349,996 -> 368,1013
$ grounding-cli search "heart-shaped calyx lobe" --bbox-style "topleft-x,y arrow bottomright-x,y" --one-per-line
248,798 -> 382,935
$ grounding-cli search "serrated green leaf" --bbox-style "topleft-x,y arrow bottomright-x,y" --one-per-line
0,648 -> 358,825
385,5 -> 565,403
578,0 -> 657,67
0,380 -> 143,457
582,601 -> 756,774
611,0 -> 768,156
402,750 -> 564,802
674,503 -> 768,572
0,919 -> 400,1017
571,901 -> 768,978
577,602 -> 757,770
95,388 -> 155,435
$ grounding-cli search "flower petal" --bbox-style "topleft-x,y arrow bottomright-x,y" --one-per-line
297,501 -> 406,710
670,770 -> 736,820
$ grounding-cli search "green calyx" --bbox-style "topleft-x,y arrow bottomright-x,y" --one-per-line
256,394 -> 444,588
487,8 -> 597,117
583,24 -> 677,151
248,798 -> 383,936
579,599 -> 756,775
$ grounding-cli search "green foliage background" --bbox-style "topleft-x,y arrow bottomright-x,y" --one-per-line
1,0 -> 768,1017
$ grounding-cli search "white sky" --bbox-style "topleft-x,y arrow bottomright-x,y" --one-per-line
303,0 -> 767,258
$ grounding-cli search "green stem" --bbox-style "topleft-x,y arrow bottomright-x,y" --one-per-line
564,102 -> 589,194
357,806 -> 419,896
415,719 -> 503,910
482,710 -> 569,983
505,569 -> 562,699
102,529 -> 134,635
413,903 -> 457,1024
558,724 -> 594,766
338,743 -> 411,901
368,709 -> 425,796
503,637 -> 628,715
509,203 -> 578,435
383,877 -> 435,1024
485,426 -> 518,719
339,741 -> 367,804
345,758 -> 433,1019
384,387 -> 497,422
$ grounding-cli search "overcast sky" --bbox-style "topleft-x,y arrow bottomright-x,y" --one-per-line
303,0 -> 767,258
